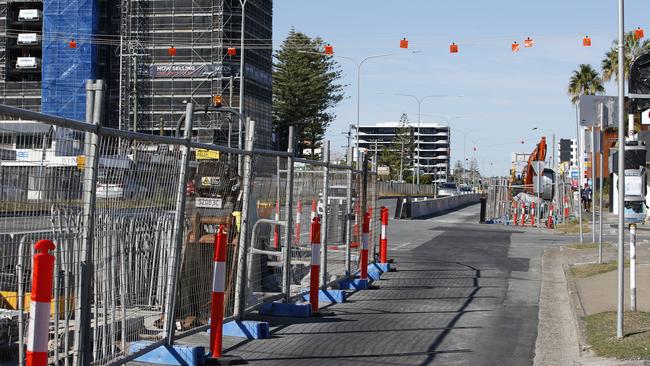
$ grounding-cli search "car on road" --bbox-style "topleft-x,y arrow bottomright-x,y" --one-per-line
459,186 -> 473,194
437,182 -> 459,197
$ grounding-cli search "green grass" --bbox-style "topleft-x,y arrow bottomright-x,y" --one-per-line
585,311 -> 650,360
556,220 -> 592,234
570,260 -> 629,278
566,242 -> 614,250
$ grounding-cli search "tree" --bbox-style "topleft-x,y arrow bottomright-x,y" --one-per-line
272,29 -> 345,156
378,113 -> 415,181
568,64 -> 605,104
452,160 -> 464,183
601,31 -> 650,83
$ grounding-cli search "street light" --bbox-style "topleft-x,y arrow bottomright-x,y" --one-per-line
393,94 -> 461,184
237,0 -> 248,175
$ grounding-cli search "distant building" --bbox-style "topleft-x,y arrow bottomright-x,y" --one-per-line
557,138 -> 578,168
357,122 -> 450,183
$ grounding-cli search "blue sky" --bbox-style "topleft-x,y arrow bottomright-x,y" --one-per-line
272,0 -> 647,176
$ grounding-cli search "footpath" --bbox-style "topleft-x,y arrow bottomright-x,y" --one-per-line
535,210 -> 650,366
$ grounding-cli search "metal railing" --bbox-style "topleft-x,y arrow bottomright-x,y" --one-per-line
0,79 -> 404,365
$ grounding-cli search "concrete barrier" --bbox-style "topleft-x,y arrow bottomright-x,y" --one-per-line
409,194 -> 481,219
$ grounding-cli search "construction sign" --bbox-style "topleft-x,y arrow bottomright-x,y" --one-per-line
196,149 -> 220,160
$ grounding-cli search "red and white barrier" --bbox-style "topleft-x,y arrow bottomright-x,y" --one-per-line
209,225 -> 228,358
274,201 -> 280,250
380,207 -> 388,264
294,201 -> 302,245
531,202 -> 535,226
309,217 -> 321,313
520,202 -> 525,227
360,212 -> 370,281
26,239 -> 55,366
351,201 -> 360,248
513,202 -> 518,226
547,204 -> 554,228
311,199 -> 317,221
564,196 -> 570,220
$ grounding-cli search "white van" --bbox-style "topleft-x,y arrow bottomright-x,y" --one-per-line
17,9 -> 41,22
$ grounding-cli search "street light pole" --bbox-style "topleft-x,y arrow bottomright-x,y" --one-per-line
237,0 -> 248,175
616,0 -> 625,340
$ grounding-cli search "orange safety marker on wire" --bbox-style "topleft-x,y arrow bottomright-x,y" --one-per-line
450,42 -> 459,53
524,37 -> 534,48
400,37 -> 409,49
324,44 -> 334,55
69,39 -> 77,49
294,201 -> 302,245
583,36 -> 592,47
168,46 -> 177,57
380,207 -> 389,263
309,217 -> 321,313
208,226 -> 228,359
227,47 -> 237,56
512,41 -> 520,52
274,201 -> 280,250
635,27 -> 645,40
26,240 -> 55,366
360,212 -> 370,282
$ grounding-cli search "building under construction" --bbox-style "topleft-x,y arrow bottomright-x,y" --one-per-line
0,0 -> 273,150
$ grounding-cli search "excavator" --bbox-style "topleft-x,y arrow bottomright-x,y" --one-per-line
522,136 -> 547,193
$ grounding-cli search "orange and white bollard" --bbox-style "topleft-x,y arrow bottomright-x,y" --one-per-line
360,212 -> 370,282
547,204 -> 554,228
273,201 -> 280,250
564,196 -> 570,220
351,201 -> 360,248
379,207 -> 389,264
294,200 -> 302,245
311,199 -> 317,221
531,202 -> 536,226
309,217 -> 321,314
209,225 -> 228,359
513,202 -> 518,226
520,202 -> 526,227
26,239 -> 55,366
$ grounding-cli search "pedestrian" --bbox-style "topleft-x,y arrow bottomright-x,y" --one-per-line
582,183 -> 592,212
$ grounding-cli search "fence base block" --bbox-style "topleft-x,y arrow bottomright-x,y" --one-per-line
221,320 -> 270,339
129,341 -> 204,366
301,289 -> 347,303
205,354 -> 247,365
259,302 -> 312,318
372,263 -> 391,273
340,279 -> 369,290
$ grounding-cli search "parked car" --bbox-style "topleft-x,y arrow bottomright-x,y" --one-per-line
437,182 -> 459,197
459,186 -> 473,194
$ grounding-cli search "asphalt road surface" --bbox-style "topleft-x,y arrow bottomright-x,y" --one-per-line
177,203 -> 570,365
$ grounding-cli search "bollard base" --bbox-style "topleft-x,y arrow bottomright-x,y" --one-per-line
217,320 -> 269,339
129,342 -> 204,365
205,355 -> 247,365
301,289 -> 346,303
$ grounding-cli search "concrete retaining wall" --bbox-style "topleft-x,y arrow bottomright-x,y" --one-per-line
409,194 -> 481,219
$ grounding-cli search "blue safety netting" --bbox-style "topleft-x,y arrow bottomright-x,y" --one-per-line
42,0 -> 97,122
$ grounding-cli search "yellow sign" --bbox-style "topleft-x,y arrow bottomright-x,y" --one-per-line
76,155 -> 86,170
196,149 -> 220,160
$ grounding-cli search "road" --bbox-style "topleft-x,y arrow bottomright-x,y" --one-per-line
179,203 -> 571,365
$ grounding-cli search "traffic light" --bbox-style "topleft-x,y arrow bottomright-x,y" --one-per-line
213,95 -> 223,107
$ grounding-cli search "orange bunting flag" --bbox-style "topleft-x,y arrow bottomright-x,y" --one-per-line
168,46 -> 177,57
583,36 -> 592,47
400,37 -> 409,49
324,44 -> 334,55
227,47 -> 237,56
449,42 -> 458,53
69,39 -> 77,49
511,41 -> 520,52
524,37 -> 534,48
635,27 -> 645,40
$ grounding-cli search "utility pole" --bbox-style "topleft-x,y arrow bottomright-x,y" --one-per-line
616,0 -> 625,339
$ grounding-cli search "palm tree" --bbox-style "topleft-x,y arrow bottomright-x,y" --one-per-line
568,64 -> 605,104
601,31 -> 650,82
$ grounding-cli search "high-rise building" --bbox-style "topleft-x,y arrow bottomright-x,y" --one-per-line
0,0 -> 274,151
557,138 -> 578,168
358,122 -> 450,183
